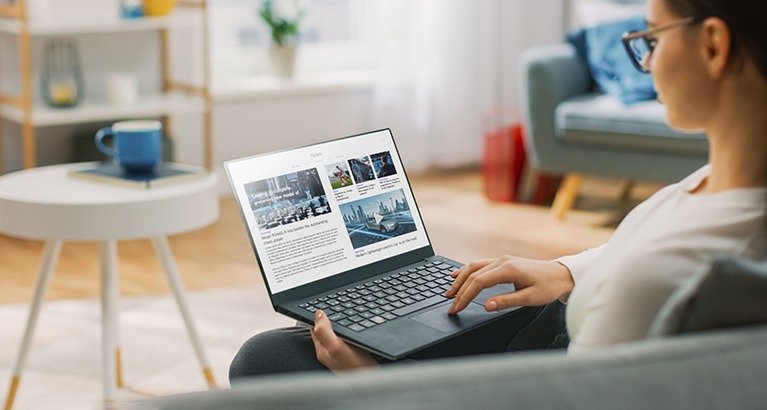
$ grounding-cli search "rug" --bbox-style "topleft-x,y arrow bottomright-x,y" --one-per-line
0,286 -> 294,410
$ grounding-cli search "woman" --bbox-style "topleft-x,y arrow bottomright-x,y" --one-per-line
230,0 -> 767,376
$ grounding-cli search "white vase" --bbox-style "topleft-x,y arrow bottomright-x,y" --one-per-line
268,46 -> 297,78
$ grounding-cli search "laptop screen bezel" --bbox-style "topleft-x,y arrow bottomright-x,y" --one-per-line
225,128 -> 437,306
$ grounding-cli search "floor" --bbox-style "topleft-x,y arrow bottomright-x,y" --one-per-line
0,168 -> 662,409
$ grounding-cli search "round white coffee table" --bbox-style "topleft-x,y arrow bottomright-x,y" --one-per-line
0,162 -> 219,409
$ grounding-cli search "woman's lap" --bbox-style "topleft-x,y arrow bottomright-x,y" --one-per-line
229,302 -> 568,382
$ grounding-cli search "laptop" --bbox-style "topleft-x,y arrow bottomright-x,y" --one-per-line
225,128 -> 518,359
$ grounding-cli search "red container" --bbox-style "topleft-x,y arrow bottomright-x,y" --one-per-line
482,109 -> 526,202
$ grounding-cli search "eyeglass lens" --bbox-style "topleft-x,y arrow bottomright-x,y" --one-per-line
628,37 -> 651,70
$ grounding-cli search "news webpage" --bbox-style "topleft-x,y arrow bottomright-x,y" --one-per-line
227,130 -> 430,294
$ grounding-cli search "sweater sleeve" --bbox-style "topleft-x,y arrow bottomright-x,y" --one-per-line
554,244 -> 607,283
553,244 -> 607,303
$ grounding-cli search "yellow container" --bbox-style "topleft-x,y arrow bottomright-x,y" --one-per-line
144,0 -> 176,16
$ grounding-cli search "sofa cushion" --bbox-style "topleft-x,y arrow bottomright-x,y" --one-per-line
555,93 -> 708,155
648,257 -> 767,337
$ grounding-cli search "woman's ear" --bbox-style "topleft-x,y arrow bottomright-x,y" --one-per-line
700,17 -> 733,79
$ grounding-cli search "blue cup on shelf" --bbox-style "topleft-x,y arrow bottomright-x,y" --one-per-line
95,120 -> 163,174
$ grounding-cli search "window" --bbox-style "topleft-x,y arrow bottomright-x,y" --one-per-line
209,0 -> 373,80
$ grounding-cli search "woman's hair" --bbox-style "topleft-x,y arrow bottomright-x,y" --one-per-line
664,0 -> 767,80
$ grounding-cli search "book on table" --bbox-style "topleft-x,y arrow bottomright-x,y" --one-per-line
69,162 -> 207,188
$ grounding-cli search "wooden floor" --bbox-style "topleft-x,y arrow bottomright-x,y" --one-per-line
0,169 -> 636,304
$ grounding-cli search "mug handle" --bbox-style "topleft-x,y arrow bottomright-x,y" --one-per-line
95,127 -> 115,158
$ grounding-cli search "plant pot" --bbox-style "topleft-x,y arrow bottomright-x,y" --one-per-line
269,46 -> 297,78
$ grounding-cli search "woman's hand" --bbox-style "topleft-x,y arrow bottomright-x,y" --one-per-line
445,256 -> 574,315
310,309 -> 380,372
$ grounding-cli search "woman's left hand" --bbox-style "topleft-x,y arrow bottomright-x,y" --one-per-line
310,309 -> 380,372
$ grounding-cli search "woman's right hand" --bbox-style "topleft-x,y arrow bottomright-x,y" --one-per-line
445,256 -> 574,315
310,309 -> 380,372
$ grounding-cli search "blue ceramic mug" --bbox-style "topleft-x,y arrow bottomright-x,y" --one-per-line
95,120 -> 163,173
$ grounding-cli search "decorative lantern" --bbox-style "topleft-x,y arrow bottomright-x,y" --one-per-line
41,39 -> 84,108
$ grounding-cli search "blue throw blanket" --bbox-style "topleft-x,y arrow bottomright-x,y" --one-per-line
568,16 -> 657,104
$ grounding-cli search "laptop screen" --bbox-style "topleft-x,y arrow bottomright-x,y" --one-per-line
226,129 -> 431,294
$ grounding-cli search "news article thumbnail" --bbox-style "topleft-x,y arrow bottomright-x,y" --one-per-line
371,151 -> 398,178
339,188 -> 416,249
325,161 -> 354,189
245,168 -> 331,231
348,156 -> 376,183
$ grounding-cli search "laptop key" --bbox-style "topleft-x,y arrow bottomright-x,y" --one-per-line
337,319 -> 352,327
328,313 -> 345,321
381,312 -> 397,320
348,323 -> 365,332
359,320 -> 376,328
392,295 -> 447,317
371,316 -> 386,324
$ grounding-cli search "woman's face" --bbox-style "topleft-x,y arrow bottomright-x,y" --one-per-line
647,0 -> 714,132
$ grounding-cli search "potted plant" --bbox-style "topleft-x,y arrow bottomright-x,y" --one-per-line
259,0 -> 311,78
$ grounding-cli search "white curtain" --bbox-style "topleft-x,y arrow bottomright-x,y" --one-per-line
370,0 -> 501,172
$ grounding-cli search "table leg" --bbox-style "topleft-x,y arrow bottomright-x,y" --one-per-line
99,241 -> 120,406
4,240 -> 63,410
151,236 -> 217,389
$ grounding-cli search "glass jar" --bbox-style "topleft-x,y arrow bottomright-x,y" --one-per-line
40,39 -> 84,108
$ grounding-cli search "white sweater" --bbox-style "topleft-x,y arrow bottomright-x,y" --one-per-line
558,165 -> 767,353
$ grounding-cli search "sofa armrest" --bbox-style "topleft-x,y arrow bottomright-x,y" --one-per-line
519,43 -> 593,170
147,326 -> 767,410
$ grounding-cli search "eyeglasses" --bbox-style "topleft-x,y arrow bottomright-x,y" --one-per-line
622,16 -> 698,73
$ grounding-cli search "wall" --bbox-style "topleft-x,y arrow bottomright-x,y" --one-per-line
211,88 -> 374,195
1,0 -> 566,195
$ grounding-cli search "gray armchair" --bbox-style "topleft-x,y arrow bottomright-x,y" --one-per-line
519,43 -> 708,218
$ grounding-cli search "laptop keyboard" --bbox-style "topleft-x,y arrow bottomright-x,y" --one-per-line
298,261 -> 457,332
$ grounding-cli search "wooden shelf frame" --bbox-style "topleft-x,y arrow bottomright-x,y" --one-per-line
0,0 -> 212,171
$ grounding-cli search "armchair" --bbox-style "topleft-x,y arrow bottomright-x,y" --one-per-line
519,43 -> 708,218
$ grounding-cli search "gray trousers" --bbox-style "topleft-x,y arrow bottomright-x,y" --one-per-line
229,302 -> 568,382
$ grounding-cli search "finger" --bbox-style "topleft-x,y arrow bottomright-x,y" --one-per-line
445,268 -> 464,297
449,265 -> 465,278
486,287 -> 541,311
450,261 -> 514,314
312,310 -> 339,347
309,312 -> 325,356
312,309 -> 346,365
446,259 -> 492,298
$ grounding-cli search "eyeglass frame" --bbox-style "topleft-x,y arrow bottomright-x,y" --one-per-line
621,16 -> 699,73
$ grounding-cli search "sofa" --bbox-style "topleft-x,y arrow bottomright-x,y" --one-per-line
144,256 -> 767,410
520,40 -> 709,219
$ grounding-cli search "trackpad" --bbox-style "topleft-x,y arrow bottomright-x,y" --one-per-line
411,302 -> 495,333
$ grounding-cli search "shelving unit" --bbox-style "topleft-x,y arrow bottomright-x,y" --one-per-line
0,0 -> 212,172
